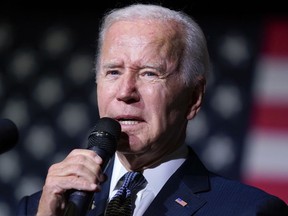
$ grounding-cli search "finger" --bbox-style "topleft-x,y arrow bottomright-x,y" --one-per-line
65,149 -> 104,171
44,175 -> 100,194
51,163 -> 103,184
67,149 -> 103,162
48,152 -> 105,183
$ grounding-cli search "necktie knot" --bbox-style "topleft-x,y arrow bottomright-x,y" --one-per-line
122,171 -> 146,192
105,171 -> 146,216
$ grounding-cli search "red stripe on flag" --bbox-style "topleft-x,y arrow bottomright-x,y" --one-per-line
244,178 -> 288,204
262,18 -> 288,56
242,17 -> 288,205
251,104 -> 288,130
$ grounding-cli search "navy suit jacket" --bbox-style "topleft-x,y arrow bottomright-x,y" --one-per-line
17,147 -> 288,215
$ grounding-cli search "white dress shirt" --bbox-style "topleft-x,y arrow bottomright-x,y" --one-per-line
108,145 -> 188,216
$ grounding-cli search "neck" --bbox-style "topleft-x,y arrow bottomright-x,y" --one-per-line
116,144 -> 188,171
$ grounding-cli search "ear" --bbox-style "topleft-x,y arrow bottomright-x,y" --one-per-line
186,77 -> 206,120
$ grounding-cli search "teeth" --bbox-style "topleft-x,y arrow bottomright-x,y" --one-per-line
119,120 -> 139,125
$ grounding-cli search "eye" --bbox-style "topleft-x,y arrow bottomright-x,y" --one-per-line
140,70 -> 159,78
143,71 -> 157,77
106,70 -> 120,76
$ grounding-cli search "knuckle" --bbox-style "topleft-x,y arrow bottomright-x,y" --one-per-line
74,163 -> 85,172
74,154 -> 87,164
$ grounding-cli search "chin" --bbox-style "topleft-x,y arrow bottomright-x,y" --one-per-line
118,134 -> 147,151
117,142 -> 145,155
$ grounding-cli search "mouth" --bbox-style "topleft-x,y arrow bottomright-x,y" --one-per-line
118,119 -> 141,125
115,116 -> 144,126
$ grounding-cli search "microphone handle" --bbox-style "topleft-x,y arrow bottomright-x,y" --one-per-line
64,190 -> 93,216
64,146 -> 113,216
64,117 -> 120,216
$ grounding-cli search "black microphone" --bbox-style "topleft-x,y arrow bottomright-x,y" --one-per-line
0,118 -> 19,154
64,117 -> 121,216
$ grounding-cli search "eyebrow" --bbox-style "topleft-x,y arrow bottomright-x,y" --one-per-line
102,62 -> 165,72
102,62 -> 124,69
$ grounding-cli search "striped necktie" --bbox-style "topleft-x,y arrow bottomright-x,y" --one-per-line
105,171 -> 146,216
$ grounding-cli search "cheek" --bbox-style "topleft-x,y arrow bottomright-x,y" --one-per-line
152,86 -> 187,124
96,94 -> 105,116
97,83 -> 113,115
144,86 -> 170,121
144,86 -> 165,108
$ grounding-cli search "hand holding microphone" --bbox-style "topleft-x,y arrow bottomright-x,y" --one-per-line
65,117 -> 121,216
37,117 -> 121,216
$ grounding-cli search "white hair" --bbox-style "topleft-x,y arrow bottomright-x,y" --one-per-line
95,3 -> 210,88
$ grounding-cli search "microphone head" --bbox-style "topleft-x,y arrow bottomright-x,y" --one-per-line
92,117 -> 121,140
88,117 -> 121,156
0,118 -> 19,154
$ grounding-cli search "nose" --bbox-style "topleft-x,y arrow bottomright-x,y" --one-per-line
116,74 -> 140,103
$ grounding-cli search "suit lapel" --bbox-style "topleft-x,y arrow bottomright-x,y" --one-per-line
86,147 -> 210,216
143,147 -> 210,216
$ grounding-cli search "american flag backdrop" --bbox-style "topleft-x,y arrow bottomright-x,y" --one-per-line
241,17 -> 288,204
0,2 -> 287,215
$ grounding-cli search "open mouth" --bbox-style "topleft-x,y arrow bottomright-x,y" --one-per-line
115,116 -> 144,126
118,119 -> 141,125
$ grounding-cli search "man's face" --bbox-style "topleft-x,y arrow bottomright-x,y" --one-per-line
96,20 -> 193,164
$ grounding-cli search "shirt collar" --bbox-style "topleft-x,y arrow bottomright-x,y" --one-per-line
109,145 -> 188,197
143,145 -> 188,196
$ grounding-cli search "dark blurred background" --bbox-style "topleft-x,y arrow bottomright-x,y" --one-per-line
0,1 -> 287,215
